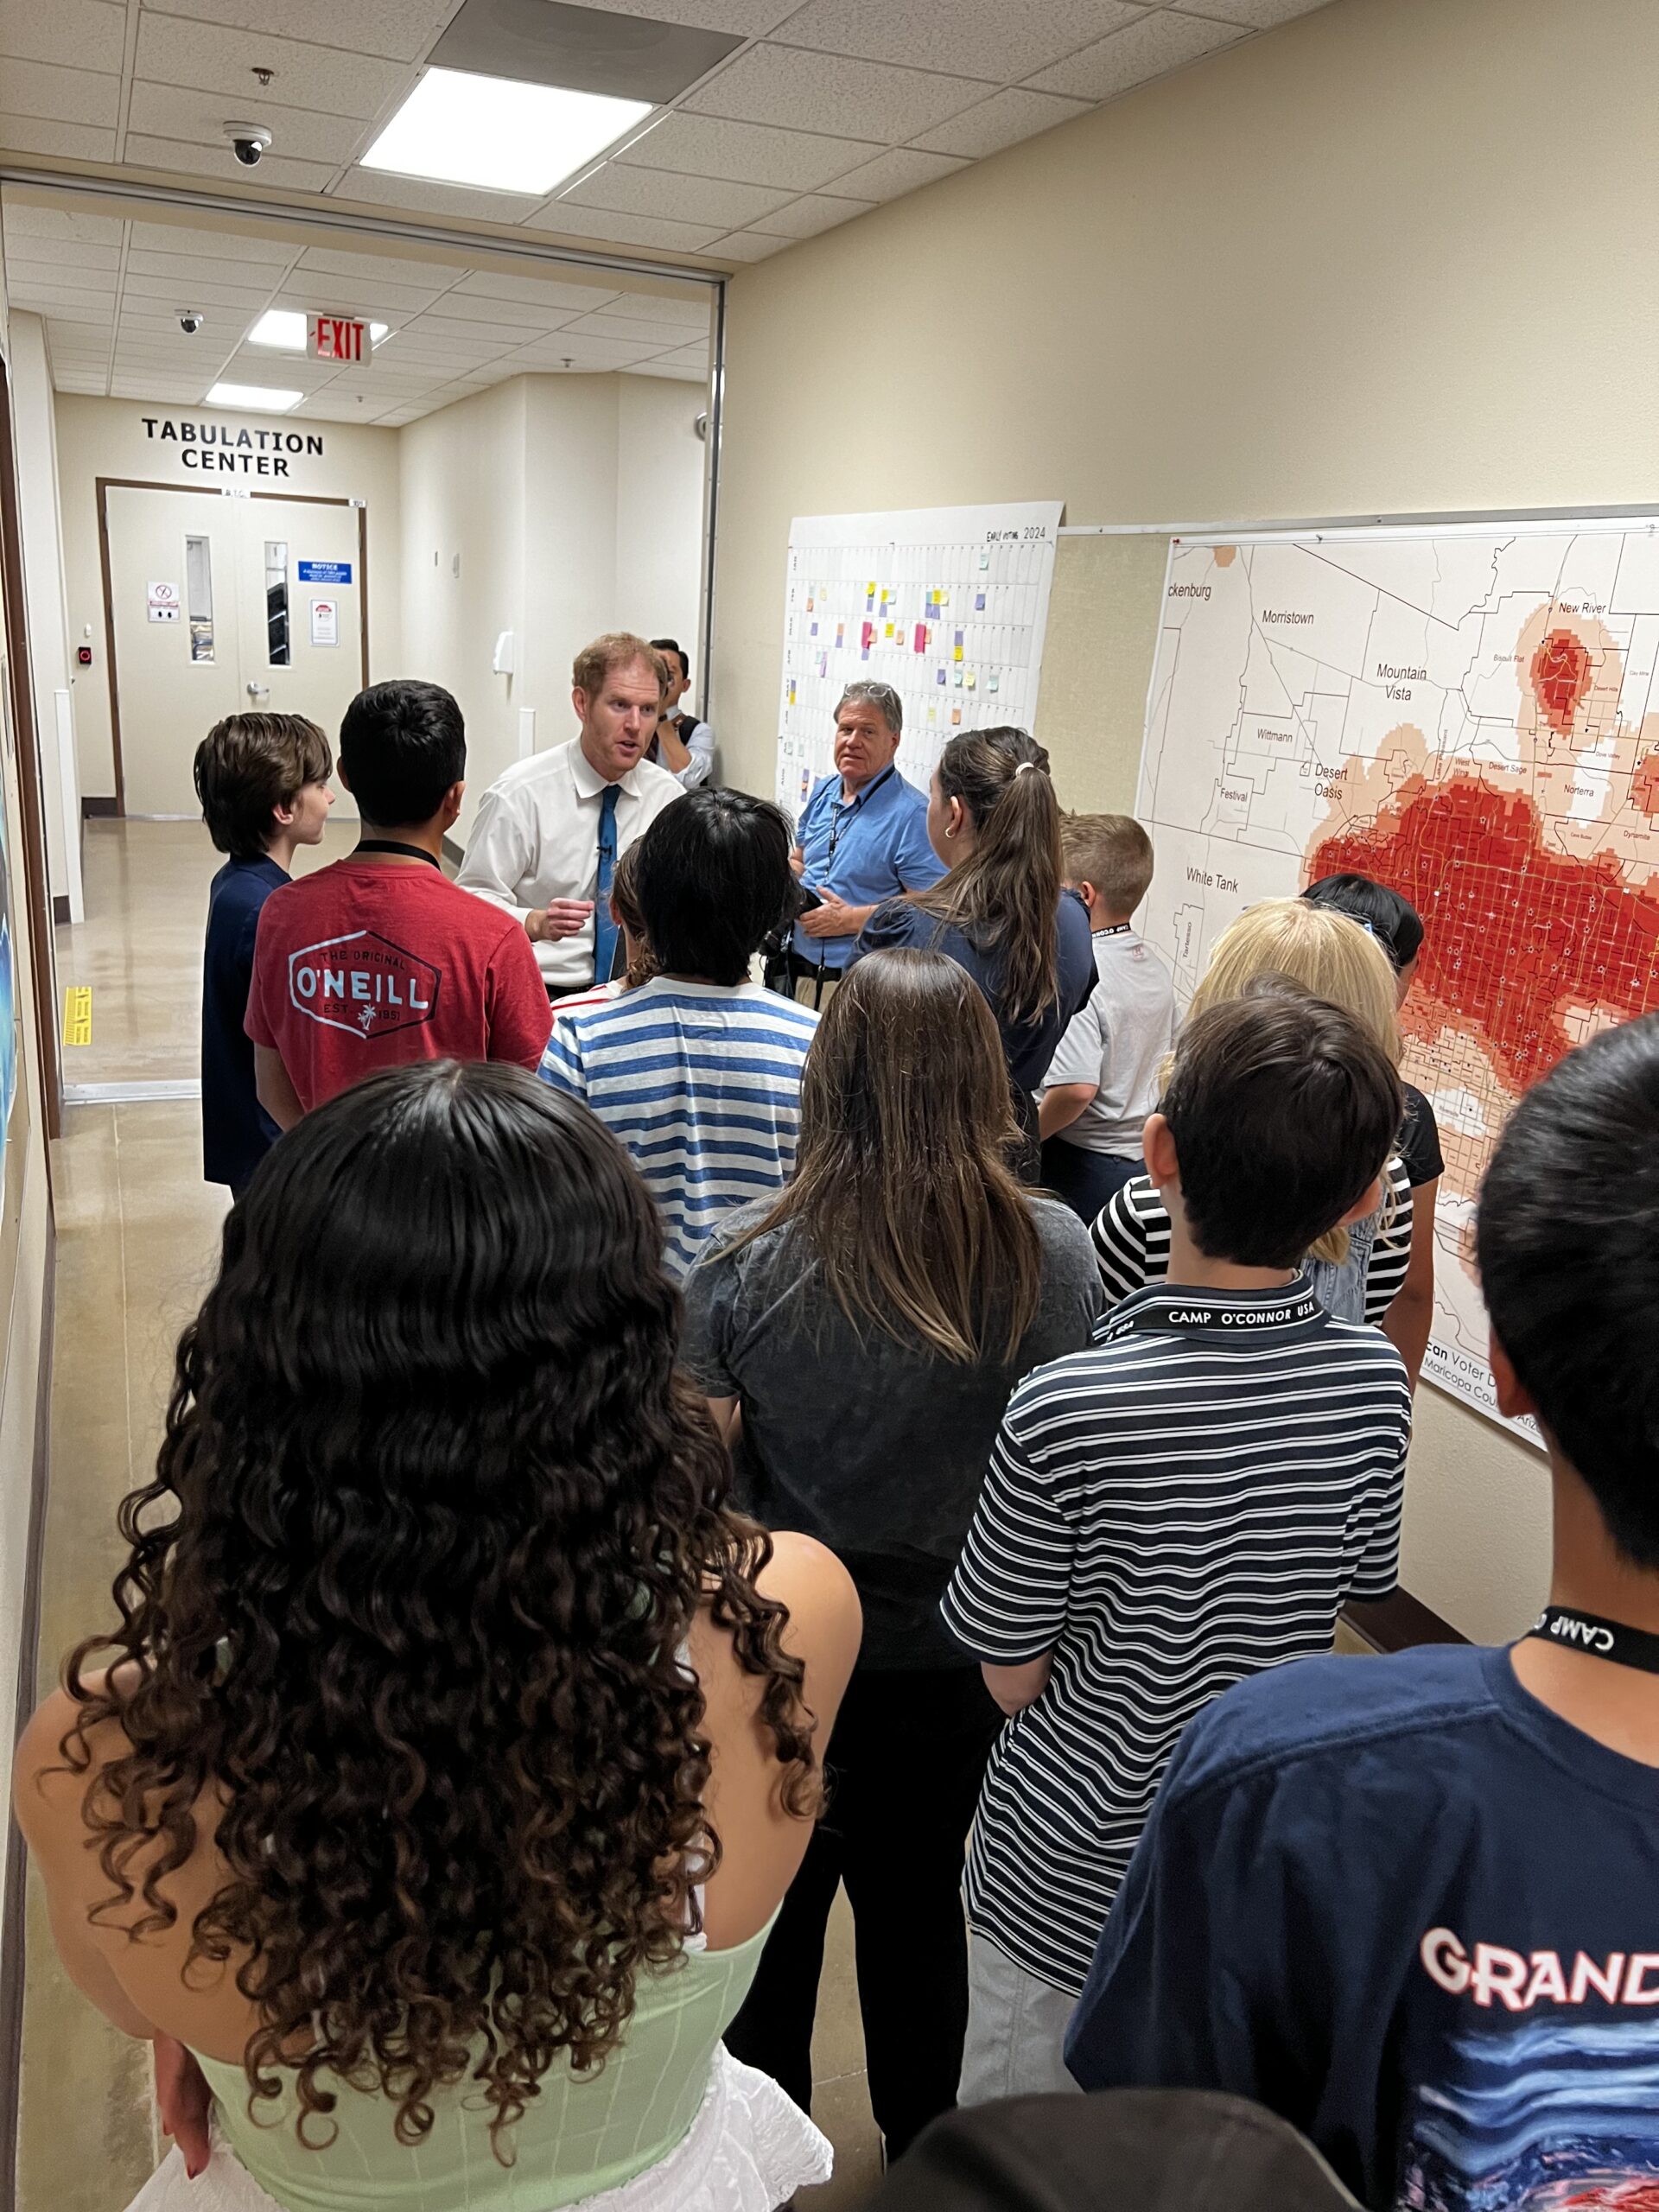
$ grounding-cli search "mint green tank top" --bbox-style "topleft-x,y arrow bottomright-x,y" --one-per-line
194,1918 -> 772,2212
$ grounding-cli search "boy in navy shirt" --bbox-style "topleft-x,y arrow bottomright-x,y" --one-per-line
1068,1011 -> 1659,2209
194,712 -> 333,1195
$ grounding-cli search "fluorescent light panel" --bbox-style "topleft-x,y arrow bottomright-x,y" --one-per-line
249,309 -> 391,350
206,382 -> 302,413
359,67 -> 652,197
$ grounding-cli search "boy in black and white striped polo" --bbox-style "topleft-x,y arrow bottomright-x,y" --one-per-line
942,980 -> 1413,2101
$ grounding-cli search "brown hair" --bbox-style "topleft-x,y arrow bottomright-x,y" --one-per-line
1061,812 -> 1154,917
910,728 -> 1062,1022
572,632 -> 667,698
194,713 -> 331,861
610,839 -> 657,990
730,949 -> 1042,1361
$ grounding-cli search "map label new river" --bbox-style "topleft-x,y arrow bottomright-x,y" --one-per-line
1136,524 -> 1659,1441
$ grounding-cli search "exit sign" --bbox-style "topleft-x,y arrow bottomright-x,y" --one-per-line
308,315 -> 372,365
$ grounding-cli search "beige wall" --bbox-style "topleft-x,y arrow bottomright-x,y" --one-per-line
707,0 -> 1659,1640
399,372 -> 707,841
54,395 -> 402,804
9,316 -> 75,913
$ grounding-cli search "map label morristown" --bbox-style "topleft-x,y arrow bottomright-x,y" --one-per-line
1261,607 -> 1314,624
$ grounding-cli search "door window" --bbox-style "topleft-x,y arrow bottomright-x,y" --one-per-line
264,539 -> 290,666
185,533 -> 214,664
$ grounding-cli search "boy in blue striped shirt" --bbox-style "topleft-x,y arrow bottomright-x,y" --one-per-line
538,788 -> 817,1278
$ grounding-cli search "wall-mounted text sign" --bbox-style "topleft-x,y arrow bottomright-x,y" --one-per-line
141,416 -> 326,476
309,315 -> 372,365
297,560 -> 353,584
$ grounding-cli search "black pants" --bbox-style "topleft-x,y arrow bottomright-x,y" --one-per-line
1038,1137 -> 1141,1224
723,1663 -> 1003,2162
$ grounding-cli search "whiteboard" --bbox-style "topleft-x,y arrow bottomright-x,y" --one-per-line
774,500 -> 1062,818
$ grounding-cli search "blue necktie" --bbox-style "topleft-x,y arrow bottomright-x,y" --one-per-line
594,784 -> 620,986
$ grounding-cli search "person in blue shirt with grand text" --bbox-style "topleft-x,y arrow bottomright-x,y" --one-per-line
786,682 -> 945,1001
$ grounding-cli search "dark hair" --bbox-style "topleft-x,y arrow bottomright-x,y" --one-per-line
651,637 -> 689,686
58,1063 -> 817,2154
911,728 -> 1061,1022
729,950 -> 1041,1361
634,787 -> 794,986
339,681 -> 464,826
1161,979 -> 1402,1268
1478,1014 -> 1659,1563
610,838 -> 657,990
194,714 -> 332,861
1302,873 -> 1425,974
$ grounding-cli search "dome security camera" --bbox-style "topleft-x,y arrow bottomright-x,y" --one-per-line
179,309 -> 205,335
224,122 -> 273,168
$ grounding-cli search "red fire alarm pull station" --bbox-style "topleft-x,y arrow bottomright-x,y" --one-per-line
77,645 -> 92,666
308,315 -> 372,365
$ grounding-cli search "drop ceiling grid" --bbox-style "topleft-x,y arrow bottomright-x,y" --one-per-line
0,0 -> 1333,272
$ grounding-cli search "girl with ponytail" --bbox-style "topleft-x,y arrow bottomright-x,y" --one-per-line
852,728 -> 1096,1164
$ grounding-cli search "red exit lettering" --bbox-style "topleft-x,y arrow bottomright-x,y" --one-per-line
308,315 -> 369,364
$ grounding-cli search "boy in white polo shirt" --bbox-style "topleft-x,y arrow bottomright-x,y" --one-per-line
1038,815 -> 1178,1224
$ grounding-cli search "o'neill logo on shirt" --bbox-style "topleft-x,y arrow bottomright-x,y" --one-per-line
288,931 -> 440,1039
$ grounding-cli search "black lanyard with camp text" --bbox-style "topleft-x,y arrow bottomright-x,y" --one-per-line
353,839 -> 442,868
1527,1605 -> 1659,1676
1097,1285 -> 1323,1346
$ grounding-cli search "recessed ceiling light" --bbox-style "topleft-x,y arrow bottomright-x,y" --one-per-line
249,310 -> 392,350
359,67 -> 652,197
207,381 -> 302,413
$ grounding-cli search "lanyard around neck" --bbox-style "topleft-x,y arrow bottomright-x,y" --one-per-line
1527,1605 -> 1659,1675
829,765 -> 895,856
353,839 -> 441,869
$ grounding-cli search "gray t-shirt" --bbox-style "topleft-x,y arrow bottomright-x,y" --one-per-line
680,1196 -> 1103,1669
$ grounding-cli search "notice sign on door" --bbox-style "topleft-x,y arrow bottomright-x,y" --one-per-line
297,560 -> 352,585
310,597 -> 339,648
147,580 -> 181,623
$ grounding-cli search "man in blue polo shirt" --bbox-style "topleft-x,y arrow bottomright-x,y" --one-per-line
788,682 -> 944,1001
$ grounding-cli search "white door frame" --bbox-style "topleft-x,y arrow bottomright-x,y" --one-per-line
96,476 -> 369,816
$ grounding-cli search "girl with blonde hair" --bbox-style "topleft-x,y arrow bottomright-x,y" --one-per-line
1090,899 -> 1418,1351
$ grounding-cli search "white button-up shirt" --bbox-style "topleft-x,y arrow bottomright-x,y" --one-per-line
457,737 -> 683,990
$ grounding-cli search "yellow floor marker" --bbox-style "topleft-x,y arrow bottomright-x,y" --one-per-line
61,985 -> 92,1047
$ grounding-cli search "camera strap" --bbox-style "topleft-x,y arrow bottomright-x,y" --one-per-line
1526,1606 -> 1659,1677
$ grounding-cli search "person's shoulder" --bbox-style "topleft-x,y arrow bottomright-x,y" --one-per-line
485,741 -> 575,797
633,757 -> 684,807
1027,1193 -> 1100,1268
740,983 -> 818,1039
861,895 -> 922,946
890,772 -> 930,811
208,856 -> 281,923
254,862 -> 332,922
1165,1645 -> 1503,1810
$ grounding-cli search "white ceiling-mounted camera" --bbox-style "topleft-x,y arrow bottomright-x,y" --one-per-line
224,122 -> 273,168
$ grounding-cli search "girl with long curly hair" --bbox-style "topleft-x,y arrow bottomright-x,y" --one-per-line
15,1061 -> 860,2212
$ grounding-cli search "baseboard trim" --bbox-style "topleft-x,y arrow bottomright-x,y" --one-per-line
0,1219 -> 57,2212
80,797 -> 118,819
1342,1589 -> 1468,1653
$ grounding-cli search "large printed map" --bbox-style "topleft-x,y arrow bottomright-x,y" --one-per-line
1138,525 -> 1659,1436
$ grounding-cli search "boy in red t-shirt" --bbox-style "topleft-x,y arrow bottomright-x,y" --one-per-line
247,680 -> 551,1123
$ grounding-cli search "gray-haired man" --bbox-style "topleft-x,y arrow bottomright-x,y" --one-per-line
787,683 -> 946,997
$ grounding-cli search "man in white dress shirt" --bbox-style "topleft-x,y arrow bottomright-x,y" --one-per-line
458,632 -> 683,995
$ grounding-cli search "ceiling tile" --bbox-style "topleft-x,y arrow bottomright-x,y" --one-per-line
0,113 -> 118,159
451,270 -> 623,310
561,162 -> 791,230
123,133 -> 340,190
818,144 -> 967,200
1166,0 -> 1331,22
655,340 -> 711,366
6,234 -> 122,272
0,59 -> 119,125
293,394 -> 385,418
410,309 -> 553,344
374,404 -> 423,424
1022,10 -> 1242,98
507,333 -> 662,367
559,308 -> 704,344
2,204 -> 124,245
770,0 -> 1147,82
127,81 -> 365,165
136,0 -> 453,63
334,169 -> 545,224
401,289 -> 575,330
132,14 -> 410,124
22,296 -> 117,322
545,0 -> 795,30
111,374 -> 200,397
749,190 -> 870,238
616,112 -> 880,194
620,358 -> 707,381
0,0 -> 124,73
524,200 -> 725,252
129,220 -> 296,263
909,86 -> 1092,158
296,245 -> 456,290
705,227 -> 791,262
123,270 -> 283,310
684,42 -> 988,143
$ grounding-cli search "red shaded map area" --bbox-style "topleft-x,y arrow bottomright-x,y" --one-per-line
1530,628 -> 1594,735
1310,775 -> 1659,1092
